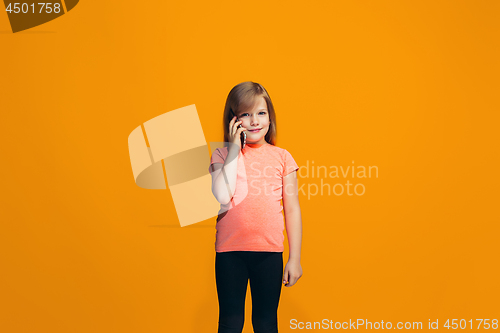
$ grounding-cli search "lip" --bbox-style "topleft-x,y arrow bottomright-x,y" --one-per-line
248,128 -> 262,132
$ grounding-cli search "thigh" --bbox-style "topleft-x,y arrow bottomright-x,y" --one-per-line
215,252 -> 249,332
248,252 -> 283,317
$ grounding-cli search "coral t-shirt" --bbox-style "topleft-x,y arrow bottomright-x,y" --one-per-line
208,143 -> 299,253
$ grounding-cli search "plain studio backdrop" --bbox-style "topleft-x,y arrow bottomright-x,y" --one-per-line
1,1 -> 499,332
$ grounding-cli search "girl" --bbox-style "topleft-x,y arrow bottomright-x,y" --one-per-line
208,82 -> 303,333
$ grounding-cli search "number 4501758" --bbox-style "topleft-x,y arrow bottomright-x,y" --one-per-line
6,3 -> 62,14
444,319 -> 498,329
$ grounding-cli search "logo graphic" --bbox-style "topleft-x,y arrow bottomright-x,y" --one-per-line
128,105 -> 245,227
3,0 -> 78,33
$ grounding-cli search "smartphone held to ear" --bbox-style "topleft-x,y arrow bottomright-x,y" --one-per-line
232,112 -> 246,149
237,120 -> 246,149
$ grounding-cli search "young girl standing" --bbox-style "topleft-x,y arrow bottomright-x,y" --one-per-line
209,81 -> 303,333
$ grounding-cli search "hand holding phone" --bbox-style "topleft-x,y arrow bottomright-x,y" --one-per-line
230,114 -> 246,150
237,119 -> 246,149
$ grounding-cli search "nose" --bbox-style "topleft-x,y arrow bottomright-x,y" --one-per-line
250,114 -> 259,126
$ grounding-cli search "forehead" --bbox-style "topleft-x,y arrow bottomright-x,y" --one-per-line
239,95 -> 267,114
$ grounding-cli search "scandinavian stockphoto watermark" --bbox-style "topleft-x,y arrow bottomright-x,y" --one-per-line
247,160 -> 379,200
296,160 -> 379,199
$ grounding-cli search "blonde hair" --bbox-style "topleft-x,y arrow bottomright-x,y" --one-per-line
223,81 -> 277,146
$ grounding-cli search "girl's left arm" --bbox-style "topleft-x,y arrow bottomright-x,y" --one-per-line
282,170 -> 303,287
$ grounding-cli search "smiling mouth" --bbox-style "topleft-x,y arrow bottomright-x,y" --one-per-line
248,128 -> 262,132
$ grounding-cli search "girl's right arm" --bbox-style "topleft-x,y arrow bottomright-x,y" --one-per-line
210,116 -> 246,205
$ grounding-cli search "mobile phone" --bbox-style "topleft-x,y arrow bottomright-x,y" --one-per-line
232,112 -> 246,149
237,119 -> 246,149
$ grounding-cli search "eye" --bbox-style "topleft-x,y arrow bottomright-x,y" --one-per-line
259,111 -> 267,115
241,113 -> 249,117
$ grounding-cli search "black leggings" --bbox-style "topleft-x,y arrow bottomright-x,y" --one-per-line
215,251 -> 283,333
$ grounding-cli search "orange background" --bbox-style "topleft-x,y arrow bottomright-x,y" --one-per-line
1,1 -> 499,332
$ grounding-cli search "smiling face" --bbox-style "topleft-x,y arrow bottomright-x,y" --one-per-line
237,95 -> 270,145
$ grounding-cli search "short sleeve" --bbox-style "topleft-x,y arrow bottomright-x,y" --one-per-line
208,148 -> 226,172
283,149 -> 299,177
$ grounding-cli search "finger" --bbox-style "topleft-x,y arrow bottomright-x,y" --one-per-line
229,118 -> 242,129
283,270 -> 289,285
229,117 -> 237,132
287,276 -> 297,287
232,121 -> 244,135
230,117 -> 242,125
229,117 -> 237,127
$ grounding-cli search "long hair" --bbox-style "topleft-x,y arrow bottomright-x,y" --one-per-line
222,81 -> 277,146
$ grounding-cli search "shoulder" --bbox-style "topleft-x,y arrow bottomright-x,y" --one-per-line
267,144 -> 286,153
213,146 -> 229,156
214,146 -> 228,153
267,144 -> 293,158
210,146 -> 230,164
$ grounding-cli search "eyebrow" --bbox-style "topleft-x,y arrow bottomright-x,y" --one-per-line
241,109 -> 267,113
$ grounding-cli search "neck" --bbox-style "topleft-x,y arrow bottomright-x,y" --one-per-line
246,142 -> 268,146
